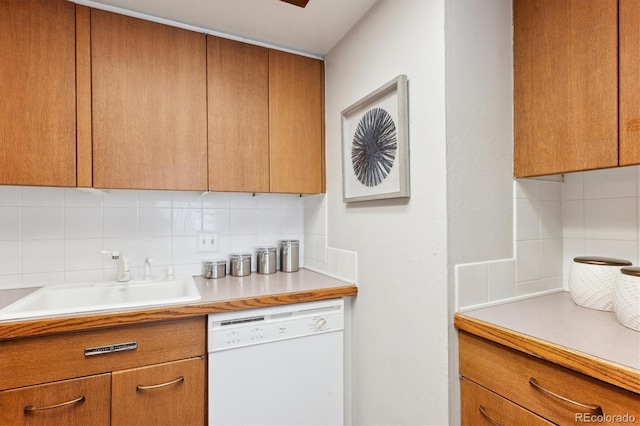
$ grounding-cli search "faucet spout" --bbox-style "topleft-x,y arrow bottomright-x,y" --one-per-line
101,250 -> 130,282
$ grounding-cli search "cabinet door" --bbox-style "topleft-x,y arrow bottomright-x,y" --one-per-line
0,0 -> 76,186
91,10 -> 207,190
513,0 -> 618,177
619,0 -> 640,166
111,357 -> 205,426
0,373 -> 110,426
269,50 -> 324,193
461,378 -> 553,426
208,36 -> 269,192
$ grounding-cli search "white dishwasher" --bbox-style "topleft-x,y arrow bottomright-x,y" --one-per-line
207,298 -> 344,426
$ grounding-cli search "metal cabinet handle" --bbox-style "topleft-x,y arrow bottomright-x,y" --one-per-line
529,377 -> 603,415
136,375 -> 184,391
478,405 -> 505,426
24,395 -> 85,412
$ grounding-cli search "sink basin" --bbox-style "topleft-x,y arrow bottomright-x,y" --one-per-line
0,276 -> 201,321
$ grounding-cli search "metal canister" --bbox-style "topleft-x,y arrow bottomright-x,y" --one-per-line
257,247 -> 277,274
203,259 -> 226,279
230,253 -> 252,277
279,240 -> 299,273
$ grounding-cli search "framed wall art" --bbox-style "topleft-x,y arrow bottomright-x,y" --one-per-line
341,74 -> 409,203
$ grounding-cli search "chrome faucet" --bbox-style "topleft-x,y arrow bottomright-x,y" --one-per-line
101,250 -> 130,282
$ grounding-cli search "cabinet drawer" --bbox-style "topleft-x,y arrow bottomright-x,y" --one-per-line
459,331 -> 639,424
0,373 -> 111,425
0,317 -> 205,390
461,377 -> 553,426
112,357 -> 205,426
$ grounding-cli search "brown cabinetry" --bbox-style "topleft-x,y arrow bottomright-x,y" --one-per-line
91,10 -> 208,191
459,331 -> 639,425
0,318 -> 206,425
269,50 -> 324,194
619,0 -> 640,166
0,0 -> 77,187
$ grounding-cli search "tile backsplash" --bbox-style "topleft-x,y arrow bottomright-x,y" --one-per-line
457,165 -> 640,311
0,186 -> 305,289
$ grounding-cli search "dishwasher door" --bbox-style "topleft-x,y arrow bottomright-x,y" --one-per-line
207,299 -> 344,426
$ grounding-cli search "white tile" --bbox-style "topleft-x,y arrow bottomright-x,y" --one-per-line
139,237 -> 172,272
281,194 -> 304,209
514,179 -> 539,200
22,240 -> 65,273
0,207 -> 21,240
456,262 -> 489,308
304,206 -> 326,236
584,198 -> 637,240
304,234 -> 316,260
104,208 -> 138,238
0,240 -> 21,275
172,208 -> 202,236
22,207 -> 64,240
202,192 -> 230,209
562,200 -> 584,239
562,172 -> 584,200
65,208 -> 103,239
172,236 -> 201,265
0,186 -> 21,206
22,186 -> 65,206
228,235 -> 257,255
139,190 -> 172,207
22,272 -> 65,287
488,259 -> 516,301
515,199 -> 540,241
255,235 -> 280,250
584,167 -> 637,199
172,191 -> 203,208
138,207 -> 171,237
584,239 -> 637,264
0,274 -> 22,290
637,165 -> 640,196
563,238 -> 585,286
539,239 -> 562,278
280,209 -> 304,234
516,240 -> 540,282
65,269 -> 103,283
539,181 -> 562,201
256,194 -> 281,210
103,189 -> 139,207
315,235 -> 327,263
338,250 -> 356,283
325,248 -> 340,277
516,277 -> 562,296
203,209 -> 230,235
65,239 -> 104,271
257,210 -> 281,235
102,238 -> 139,267
64,188 -> 104,207
540,200 -> 562,239
229,193 -> 257,209
304,194 -> 326,210
229,209 -> 257,235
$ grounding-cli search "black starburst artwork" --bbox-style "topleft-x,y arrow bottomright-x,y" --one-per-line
351,107 -> 397,187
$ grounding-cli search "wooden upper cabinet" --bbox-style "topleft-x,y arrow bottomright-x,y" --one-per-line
207,36 -> 270,192
513,0 -> 618,177
91,10 -> 208,190
0,0 -> 76,187
269,50 -> 324,194
619,0 -> 640,166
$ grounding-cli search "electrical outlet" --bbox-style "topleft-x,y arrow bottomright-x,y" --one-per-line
197,232 -> 219,252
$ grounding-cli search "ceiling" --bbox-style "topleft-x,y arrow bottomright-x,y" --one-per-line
77,0 -> 378,57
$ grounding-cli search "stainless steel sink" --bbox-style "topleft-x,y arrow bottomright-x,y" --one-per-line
0,276 -> 201,321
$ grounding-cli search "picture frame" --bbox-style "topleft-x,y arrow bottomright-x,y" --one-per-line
341,75 -> 409,203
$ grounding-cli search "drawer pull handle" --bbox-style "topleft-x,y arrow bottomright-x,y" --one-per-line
478,405 -> 505,426
24,395 -> 85,412
529,378 -> 603,415
137,376 -> 184,391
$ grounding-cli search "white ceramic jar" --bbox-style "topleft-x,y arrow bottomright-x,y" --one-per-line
614,267 -> 640,331
568,256 -> 632,311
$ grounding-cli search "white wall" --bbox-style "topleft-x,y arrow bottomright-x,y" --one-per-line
325,1 -> 449,424
0,186 -> 305,288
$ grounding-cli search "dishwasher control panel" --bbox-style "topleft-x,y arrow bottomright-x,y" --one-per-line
208,299 -> 344,352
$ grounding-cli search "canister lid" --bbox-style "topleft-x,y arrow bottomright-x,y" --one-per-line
230,253 -> 252,260
621,267 -> 640,277
204,259 -> 226,266
256,246 -> 277,253
573,256 -> 632,266
279,239 -> 299,247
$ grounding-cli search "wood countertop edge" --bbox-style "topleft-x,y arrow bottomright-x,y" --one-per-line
0,285 -> 357,340
454,313 -> 640,394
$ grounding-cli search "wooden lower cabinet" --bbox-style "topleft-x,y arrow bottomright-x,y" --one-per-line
461,377 -> 553,426
0,373 -> 111,426
459,331 -> 639,425
112,357 -> 205,426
